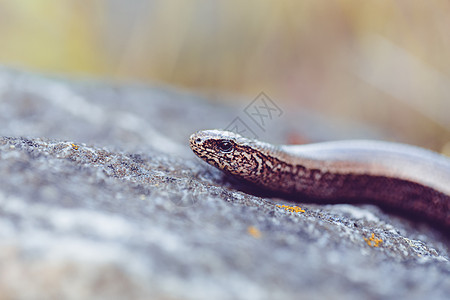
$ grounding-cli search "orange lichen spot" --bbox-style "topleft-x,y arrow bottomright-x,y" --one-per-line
364,233 -> 383,247
247,226 -> 262,238
276,204 -> 305,213
71,143 -> 79,150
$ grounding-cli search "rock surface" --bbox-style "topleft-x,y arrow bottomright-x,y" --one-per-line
0,67 -> 448,300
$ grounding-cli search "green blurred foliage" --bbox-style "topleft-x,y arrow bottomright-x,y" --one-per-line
0,0 -> 449,148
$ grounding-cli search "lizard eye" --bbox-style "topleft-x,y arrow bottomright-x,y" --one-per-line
216,140 -> 234,153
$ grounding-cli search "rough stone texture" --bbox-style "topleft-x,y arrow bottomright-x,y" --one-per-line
0,67 -> 448,300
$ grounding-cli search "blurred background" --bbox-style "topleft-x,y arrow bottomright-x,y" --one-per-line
0,0 -> 449,151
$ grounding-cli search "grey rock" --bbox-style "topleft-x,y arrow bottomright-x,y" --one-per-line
0,67 -> 448,300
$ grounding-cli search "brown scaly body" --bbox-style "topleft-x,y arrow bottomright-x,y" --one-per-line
190,129 -> 450,232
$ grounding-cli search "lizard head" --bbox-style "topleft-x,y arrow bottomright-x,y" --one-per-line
189,129 -> 265,178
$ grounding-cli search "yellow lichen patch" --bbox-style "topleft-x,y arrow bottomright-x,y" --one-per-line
276,204 -> 305,213
364,233 -> 383,247
247,226 -> 262,238
71,143 -> 79,150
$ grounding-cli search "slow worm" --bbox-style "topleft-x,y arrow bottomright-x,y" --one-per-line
190,129 -> 450,232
